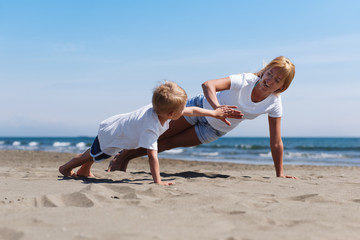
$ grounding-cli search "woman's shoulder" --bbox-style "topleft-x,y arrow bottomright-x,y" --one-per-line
268,94 -> 282,108
229,72 -> 258,89
230,72 -> 257,81
244,72 -> 258,81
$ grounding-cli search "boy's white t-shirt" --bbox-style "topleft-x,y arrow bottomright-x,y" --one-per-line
97,104 -> 170,156
203,73 -> 283,133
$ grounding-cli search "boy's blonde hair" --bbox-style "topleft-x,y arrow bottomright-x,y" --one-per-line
152,81 -> 188,114
255,56 -> 295,94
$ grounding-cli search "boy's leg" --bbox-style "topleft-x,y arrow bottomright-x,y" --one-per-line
108,117 -> 201,172
59,149 -> 93,177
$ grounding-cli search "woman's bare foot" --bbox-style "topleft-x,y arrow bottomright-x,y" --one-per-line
107,153 -> 129,172
107,157 -> 122,172
59,166 -> 77,177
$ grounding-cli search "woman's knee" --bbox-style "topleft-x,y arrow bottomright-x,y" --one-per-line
158,139 -> 176,152
158,134 -> 201,152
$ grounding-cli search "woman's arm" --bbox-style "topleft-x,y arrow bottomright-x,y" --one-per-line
201,77 -> 234,125
268,116 -> 297,179
202,77 -> 231,110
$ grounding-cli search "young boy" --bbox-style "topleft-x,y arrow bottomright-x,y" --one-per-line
59,81 -> 241,185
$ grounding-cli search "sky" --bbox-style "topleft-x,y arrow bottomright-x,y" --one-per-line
0,0 -> 359,137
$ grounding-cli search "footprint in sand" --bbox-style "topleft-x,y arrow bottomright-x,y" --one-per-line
290,193 -> 318,202
32,184 -> 177,208
289,193 -> 333,203
35,192 -> 94,207
0,228 -> 24,240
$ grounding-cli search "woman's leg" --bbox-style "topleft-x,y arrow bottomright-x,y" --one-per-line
158,124 -> 201,151
159,116 -> 193,140
107,149 -> 139,172
108,116 -> 201,172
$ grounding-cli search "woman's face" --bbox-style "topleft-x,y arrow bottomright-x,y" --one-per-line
259,67 -> 286,93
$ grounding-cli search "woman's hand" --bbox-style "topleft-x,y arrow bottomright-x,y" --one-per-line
279,175 -> 298,179
214,105 -> 243,126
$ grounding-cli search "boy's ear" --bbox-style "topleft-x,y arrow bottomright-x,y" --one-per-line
168,112 -> 174,118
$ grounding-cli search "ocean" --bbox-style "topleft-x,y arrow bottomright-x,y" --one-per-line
0,137 -> 359,167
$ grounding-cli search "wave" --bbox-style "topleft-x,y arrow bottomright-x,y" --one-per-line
76,142 -> 87,148
295,146 -> 360,151
200,144 -> 360,152
198,144 -> 268,150
28,141 -> 39,146
53,142 -> 71,147
260,151 -> 347,159
164,149 -> 184,154
1,137 -> 359,167
192,152 -> 219,157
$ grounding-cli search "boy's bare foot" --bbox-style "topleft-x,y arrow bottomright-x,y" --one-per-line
59,166 -> 77,177
75,160 -> 95,177
76,169 -> 95,178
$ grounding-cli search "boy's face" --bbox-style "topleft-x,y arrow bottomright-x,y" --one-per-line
169,104 -> 186,120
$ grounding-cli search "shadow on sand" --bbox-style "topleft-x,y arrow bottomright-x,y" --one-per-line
58,170 -> 230,185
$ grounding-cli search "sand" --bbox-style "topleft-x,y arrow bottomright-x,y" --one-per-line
1,149 -> 360,240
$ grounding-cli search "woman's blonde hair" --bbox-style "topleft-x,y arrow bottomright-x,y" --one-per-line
255,56 -> 295,94
152,81 -> 187,114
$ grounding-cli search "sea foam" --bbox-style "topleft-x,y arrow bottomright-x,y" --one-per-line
164,149 -> 184,154
193,152 -> 219,156
76,142 -> 86,148
28,141 -> 39,146
53,142 -> 71,147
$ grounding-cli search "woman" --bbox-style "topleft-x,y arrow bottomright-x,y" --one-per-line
108,56 -> 296,178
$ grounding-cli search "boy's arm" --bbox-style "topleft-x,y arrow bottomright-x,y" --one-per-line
147,149 -> 174,186
183,106 -> 243,126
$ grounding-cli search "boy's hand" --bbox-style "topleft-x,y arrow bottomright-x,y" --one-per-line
215,106 -> 243,126
147,149 -> 175,186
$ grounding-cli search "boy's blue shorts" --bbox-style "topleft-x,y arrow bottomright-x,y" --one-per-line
90,136 -> 112,162
183,94 -> 226,144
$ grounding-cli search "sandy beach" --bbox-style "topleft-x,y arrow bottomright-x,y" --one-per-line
1,150 -> 360,240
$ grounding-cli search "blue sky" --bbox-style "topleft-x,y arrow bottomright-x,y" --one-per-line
1,0 -> 359,137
